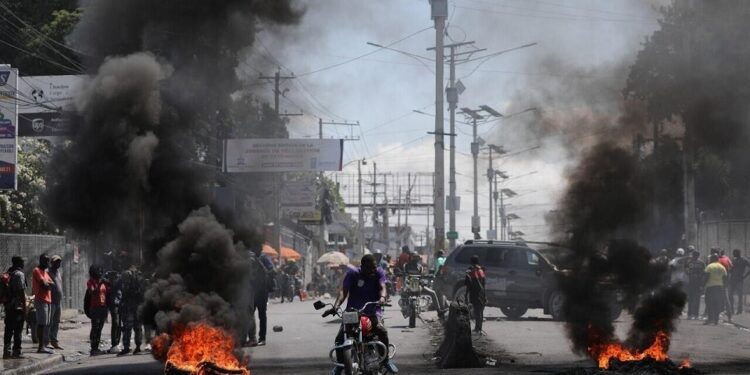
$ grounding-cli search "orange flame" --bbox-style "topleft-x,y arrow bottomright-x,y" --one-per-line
152,323 -> 250,375
679,358 -> 691,369
588,331 -> 670,369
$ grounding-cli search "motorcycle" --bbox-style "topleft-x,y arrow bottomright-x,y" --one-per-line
397,274 -> 435,328
314,300 -> 396,375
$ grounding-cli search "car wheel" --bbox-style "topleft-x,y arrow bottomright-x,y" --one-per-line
500,306 -> 528,320
453,285 -> 468,304
548,291 -> 565,321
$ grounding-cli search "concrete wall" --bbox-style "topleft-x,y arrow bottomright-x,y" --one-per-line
0,234 -> 92,311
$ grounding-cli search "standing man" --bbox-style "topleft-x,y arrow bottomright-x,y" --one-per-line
86,265 -> 108,356
47,255 -> 64,350
685,249 -> 705,320
464,254 -> 486,334
32,254 -> 54,354
729,249 -> 750,314
249,249 -> 274,347
433,250 -> 446,276
704,254 -> 728,325
105,267 -> 123,353
3,256 -> 26,359
118,264 -> 144,355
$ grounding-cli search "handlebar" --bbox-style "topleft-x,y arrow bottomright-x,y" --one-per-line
320,300 -> 391,318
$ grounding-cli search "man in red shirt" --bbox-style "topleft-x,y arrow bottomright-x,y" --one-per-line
86,265 -> 109,356
464,255 -> 487,333
31,254 -> 54,354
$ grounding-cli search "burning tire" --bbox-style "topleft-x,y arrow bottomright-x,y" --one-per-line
500,306 -> 527,320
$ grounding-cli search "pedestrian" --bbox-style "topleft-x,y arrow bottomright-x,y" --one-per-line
248,249 -> 274,347
3,256 -> 27,359
118,264 -> 144,356
728,249 -> 750,315
397,246 -> 411,270
47,255 -> 64,350
685,248 -> 705,320
716,249 -> 734,322
86,265 -> 108,356
105,267 -> 123,353
704,254 -> 727,325
404,253 -> 424,275
31,254 -> 54,354
464,254 -> 486,334
434,250 -> 446,276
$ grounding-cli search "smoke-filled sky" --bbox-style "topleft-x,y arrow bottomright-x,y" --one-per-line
244,0 -> 668,241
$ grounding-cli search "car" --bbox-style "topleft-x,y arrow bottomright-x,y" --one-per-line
437,240 -> 622,321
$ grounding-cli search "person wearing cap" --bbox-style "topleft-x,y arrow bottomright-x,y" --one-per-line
47,255 -> 64,350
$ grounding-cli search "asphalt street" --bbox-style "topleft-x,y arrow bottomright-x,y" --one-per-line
43,300 -> 750,374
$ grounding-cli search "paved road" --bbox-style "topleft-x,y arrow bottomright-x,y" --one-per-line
45,302 -> 750,374
46,296 -> 439,374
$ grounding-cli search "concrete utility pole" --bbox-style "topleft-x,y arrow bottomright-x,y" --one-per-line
358,159 -> 366,255
487,146 -> 494,238
441,41 -> 478,251
429,0 -> 447,252
383,174 -> 390,248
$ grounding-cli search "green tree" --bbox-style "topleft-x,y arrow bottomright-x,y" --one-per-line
0,139 -> 57,233
625,0 -> 750,218
0,1 -> 82,75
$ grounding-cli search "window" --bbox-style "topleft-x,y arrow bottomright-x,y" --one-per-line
526,251 -> 539,266
454,247 -> 487,265
485,247 -> 511,267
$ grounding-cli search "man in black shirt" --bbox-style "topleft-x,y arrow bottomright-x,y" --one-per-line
729,249 -> 750,314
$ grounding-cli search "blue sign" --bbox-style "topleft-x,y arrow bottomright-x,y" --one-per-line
0,71 -> 9,86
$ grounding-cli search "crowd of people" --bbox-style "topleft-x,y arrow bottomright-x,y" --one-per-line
2,252 -> 151,358
668,246 -> 750,324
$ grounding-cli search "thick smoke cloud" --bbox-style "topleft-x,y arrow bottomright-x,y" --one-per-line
43,0 -> 304,360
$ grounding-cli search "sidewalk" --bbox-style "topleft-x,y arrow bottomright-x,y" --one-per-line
0,310 -> 93,375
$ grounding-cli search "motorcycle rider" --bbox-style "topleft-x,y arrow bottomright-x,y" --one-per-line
403,253 -> 423,275
327,254 -> 398,374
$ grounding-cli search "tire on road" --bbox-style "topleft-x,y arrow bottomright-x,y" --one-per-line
500,306 -> 528,320
547,290 -> 565,321
408,299 -> 417,328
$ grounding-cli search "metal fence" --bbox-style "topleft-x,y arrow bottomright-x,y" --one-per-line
0,233 -> 92,311
697,219 -> 750,255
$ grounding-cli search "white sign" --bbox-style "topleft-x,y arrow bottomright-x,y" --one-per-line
17,75 -> 84,137
224,138 -> 343,173
280,181 -> 316,212
0,66 -> 18,190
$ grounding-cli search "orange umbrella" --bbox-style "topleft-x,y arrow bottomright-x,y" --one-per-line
262,243 -> 278,258
280,246 -> 301,260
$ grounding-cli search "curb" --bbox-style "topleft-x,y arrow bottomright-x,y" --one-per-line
3,354 -> 64,375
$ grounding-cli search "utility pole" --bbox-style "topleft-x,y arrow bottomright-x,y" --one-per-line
383,174 -> 390,249
357,160 -> 365,255
259,68 -> 300,260
440,40 -> 477,251
429,0 -> 447,253
470,114 -> 482,239
487,146 -> 494,238
493,173 -> 499,238
500,190 -> 505,240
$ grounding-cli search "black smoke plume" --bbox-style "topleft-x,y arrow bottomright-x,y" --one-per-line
42,0 -> 303,358
555,144 -> 687,356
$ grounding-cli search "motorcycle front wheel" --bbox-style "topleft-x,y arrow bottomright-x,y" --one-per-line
342,346 -> 354,375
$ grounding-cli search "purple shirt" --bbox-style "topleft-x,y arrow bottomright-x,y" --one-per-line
343,267 -> 387,317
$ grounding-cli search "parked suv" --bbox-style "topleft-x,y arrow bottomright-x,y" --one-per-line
437,240 -> 621,320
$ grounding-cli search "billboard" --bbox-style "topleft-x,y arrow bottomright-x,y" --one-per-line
17,75 -> 83,137
224,138 -> 344,173
0,66 -> 18,190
